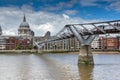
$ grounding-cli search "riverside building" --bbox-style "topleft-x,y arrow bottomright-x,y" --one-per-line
101,37 -> 119,50
0,15 -> 34,50
0,26 -> 5,50
91,37 -> 102,49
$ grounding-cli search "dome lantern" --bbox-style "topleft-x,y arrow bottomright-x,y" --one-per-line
23,14 -> 26,22
19,14 -> 29,28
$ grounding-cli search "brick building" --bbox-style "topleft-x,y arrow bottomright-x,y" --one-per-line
5,36 -> 32,50
6,37 -> 16,50
101,37 -> 119,50
118,36 -> 120,50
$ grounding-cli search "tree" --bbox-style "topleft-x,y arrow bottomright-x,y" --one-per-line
16,44 -> 22,50
27,44 -> 33,49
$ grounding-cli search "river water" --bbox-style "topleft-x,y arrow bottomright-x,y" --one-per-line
0,53 -> 120,80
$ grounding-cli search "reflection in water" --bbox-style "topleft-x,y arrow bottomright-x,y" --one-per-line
0,53 -> 120,80
39,54 -> 80,80
78,65 -> 93,80
17,55 -> 33,80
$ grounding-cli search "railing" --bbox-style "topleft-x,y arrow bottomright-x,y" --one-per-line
35,20 -> 120,49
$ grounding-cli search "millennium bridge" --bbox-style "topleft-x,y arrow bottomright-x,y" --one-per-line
34,20 -> 120,65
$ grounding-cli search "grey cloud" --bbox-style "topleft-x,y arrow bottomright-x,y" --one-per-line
40,0 -> 78,11
0,5 -> 98,36
106,1 -> 120,12
80,0 -> 98,6
63,10 -> 78,15
21,4 -> 34,13
79,0 -> 120,13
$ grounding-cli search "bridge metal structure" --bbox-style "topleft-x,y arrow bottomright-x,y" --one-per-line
34,20 -> 120,65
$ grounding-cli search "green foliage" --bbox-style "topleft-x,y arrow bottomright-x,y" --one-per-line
16,44 -> 22,50
84,61 -> 89,65
27,44 -> 33,49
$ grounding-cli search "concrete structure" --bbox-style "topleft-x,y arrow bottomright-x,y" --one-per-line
0,36 -> 6,50
35,32 -> 81,52
31,20 -> 120,65
0,26 -> 4,50
91,37 -> 102,49
18,15 -> 34,40
34,31 -> 51,50
35,31 -> 51,42
68,25 -> 95,65
67,38 -> 80,51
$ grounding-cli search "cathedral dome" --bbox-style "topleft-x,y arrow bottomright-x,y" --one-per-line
20,22 -> 29,28
19,15 -> 29,28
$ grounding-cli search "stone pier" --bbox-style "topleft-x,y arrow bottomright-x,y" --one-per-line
78,45 -> 94,65
68,25 -> 96,65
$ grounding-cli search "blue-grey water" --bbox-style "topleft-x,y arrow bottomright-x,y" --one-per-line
0,53 -> 120,80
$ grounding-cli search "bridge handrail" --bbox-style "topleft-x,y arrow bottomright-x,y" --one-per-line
35,19 -> 120,49
67,20 -> 120,26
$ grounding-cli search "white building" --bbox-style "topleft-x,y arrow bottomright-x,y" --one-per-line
91,37 -> 101,49
0,36 -> 6,50
18,15 -> 34,40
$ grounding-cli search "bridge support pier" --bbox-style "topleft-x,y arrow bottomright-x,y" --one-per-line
37,49 -> 43,54
68,25 -> 97,65
78,45 -> 94,65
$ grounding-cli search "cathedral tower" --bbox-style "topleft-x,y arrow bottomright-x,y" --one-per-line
18,15 -> 34,39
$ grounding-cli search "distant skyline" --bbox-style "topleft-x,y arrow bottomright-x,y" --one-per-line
0,0 -> 120,36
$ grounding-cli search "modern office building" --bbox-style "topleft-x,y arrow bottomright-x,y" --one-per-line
91,37 -> 102,49
0,36 -> 6,50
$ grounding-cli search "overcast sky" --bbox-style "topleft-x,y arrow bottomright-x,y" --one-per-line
0,0 -> 120,36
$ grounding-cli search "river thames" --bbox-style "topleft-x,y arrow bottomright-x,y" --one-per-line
0,53 -> 120,80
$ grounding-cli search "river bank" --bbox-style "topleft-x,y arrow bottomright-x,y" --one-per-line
92,50 -> 120,54
0,50 -> 120,54
0,50 -> 37,54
